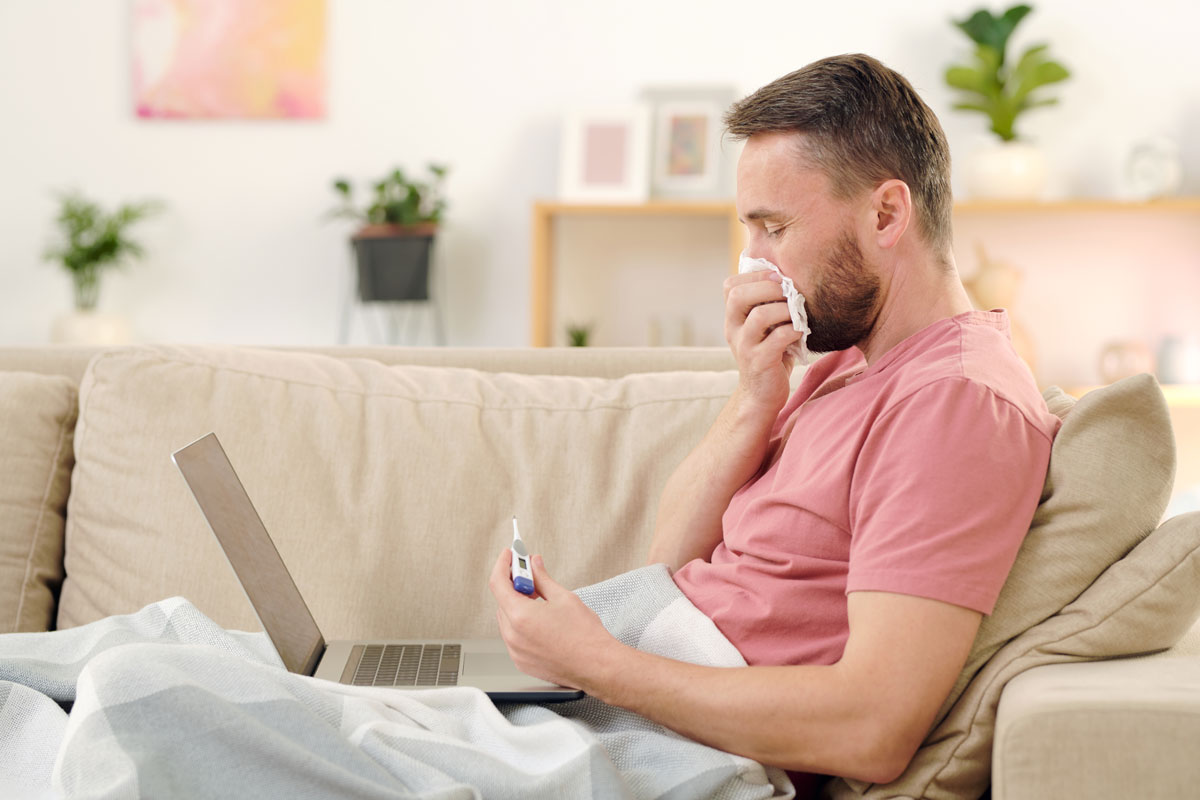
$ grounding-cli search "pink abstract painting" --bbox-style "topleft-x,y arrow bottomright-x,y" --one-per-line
133,0 -> 326,119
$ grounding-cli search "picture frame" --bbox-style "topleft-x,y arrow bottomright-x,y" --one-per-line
640,86 -> 739,200
558,106 -> 651,203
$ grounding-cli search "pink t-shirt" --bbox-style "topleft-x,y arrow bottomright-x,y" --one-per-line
672,310 -> 1061,667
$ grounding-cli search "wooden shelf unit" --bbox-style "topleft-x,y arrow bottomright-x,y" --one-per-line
529,196 -> 1200,347
530,201 -> 741,347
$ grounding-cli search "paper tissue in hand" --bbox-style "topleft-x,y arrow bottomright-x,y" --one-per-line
738,251 -> 814,365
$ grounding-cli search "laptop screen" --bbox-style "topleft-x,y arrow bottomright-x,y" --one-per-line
172,433 -> 325,675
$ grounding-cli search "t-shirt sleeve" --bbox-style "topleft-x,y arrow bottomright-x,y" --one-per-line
846,378 -> 1053,614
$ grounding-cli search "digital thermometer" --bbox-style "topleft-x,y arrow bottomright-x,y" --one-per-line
510,516 -> 535,595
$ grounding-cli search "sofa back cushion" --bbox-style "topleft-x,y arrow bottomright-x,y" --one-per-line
0,372 -> 77,632
827,374 -> 1184,799
57,346 -> 738,638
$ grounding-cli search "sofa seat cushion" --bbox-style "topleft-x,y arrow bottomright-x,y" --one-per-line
992,522 -> 1200,800
0,371 -> 77,632
57,345 -> 738,638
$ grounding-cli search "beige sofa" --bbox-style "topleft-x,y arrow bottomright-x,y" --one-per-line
2,343 -> 1199,799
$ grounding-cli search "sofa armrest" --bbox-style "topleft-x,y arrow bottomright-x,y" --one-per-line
993,620 -> 1200,800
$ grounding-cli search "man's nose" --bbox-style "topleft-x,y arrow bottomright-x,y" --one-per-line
742,240 -> 772,263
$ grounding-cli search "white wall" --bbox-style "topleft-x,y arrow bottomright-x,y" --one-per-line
2,0 -> 1199,363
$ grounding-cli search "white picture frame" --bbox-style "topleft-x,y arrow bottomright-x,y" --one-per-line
641,86 -> 738,200
558,106 -> 651,203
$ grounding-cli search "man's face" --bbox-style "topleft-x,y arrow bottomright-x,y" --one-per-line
735,132 -> 881,354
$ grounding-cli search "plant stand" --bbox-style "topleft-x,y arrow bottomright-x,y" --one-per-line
337,267 -> 445,346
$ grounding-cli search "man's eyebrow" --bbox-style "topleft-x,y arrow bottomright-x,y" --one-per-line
739,209 -> 784,223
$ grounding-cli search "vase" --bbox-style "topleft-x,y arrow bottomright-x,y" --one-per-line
965,140 -> 1047,201
50,311 -> 133,345
1099,341 -> 1155,384
1157,336 -> 1200,385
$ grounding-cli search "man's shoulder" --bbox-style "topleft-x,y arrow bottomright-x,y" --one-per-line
880,314 -> 1058,439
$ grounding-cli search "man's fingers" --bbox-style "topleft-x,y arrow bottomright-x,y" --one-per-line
530,555 -> 568,600
732,303 -> 797,349
489,548 -> 517,604
725,274 -> 786,309
723,270 -> 782,298
726,295 -> 789,342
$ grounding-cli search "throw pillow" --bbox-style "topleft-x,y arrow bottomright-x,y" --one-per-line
0,371 -> 78,632
826,373 -> 1180,799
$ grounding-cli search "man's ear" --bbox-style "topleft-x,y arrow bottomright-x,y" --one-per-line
867,179 -> 911,250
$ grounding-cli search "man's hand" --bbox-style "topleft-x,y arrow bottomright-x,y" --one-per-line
488,548 -> 624,691
723,270 -> 805,416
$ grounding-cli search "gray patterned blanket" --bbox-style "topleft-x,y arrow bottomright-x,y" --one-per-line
0,564 -> 793,799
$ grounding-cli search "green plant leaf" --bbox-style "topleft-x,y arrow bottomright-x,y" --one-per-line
330,164 -> 449,226
945,65 -> 990,94
952,102 -> 994,114
1010,45 -> 1071,109
44,190 -> 163,288
1020,97 -> 1060,111
953,9 -> 1000,48
952,4 -> 1031,63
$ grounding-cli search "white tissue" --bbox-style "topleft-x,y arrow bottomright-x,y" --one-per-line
737,251 -> 815,365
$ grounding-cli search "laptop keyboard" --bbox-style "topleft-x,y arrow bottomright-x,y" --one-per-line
348,643 -> 461,687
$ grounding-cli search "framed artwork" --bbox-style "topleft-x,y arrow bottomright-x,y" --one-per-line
132,0 -> 327,119
641,86 -> 738,200
557,106 -> 651,203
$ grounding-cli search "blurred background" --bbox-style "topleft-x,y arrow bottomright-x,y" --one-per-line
2,0 -> 1198,395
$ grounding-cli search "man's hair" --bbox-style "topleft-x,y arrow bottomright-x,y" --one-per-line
724,54 -> 953,255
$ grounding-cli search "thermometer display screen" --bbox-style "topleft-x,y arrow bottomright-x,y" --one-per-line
517,557 -> 527,569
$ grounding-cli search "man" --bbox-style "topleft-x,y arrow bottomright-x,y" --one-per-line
489,54 -> 1060,791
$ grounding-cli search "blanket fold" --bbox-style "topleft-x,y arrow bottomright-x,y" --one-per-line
0,566 -> 793,800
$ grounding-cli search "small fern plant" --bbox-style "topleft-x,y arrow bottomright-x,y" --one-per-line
43,191 -> 164,311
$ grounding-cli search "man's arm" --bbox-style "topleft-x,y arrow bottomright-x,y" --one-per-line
490,552 -> 980,784
647,271 -> 804,571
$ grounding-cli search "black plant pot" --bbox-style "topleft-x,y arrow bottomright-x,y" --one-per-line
352,224 -> 437,302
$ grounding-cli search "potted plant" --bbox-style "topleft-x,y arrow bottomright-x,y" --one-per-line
43,190 -> 164,344
944,4 -> 1070,199
329,164 -> 448,302
566,323 -> 593,347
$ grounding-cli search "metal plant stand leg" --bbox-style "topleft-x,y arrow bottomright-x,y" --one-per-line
431,299 -> 445,345
338,251 -> 356,345
387,306 -> 402,344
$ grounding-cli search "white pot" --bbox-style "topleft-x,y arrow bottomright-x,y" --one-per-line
965,141 -> 1047,201
50,311 -> 133,345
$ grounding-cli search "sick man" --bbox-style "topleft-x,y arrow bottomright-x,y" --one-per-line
490,53 -> 1061,794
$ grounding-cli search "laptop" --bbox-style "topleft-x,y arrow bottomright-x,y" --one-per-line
171,432 -> 584,703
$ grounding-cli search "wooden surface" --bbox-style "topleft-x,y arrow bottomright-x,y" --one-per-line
530,201 -> 742,347
954,197 -> 1200,213
530,197 -> 1200,347
1070,384 -> 1200,407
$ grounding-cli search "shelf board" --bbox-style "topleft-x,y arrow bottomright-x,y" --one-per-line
1069,384 -> 1200,407
954,197 -> 1200,214
535,200 -> 735,217
537,197 -> 1200,217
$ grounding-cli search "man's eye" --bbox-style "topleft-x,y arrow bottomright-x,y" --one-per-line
765,227 -> 782,238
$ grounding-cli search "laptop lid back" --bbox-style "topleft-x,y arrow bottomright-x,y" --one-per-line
172,433 -> 325,676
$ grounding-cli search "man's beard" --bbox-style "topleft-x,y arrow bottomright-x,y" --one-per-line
804,231 -> 881,354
